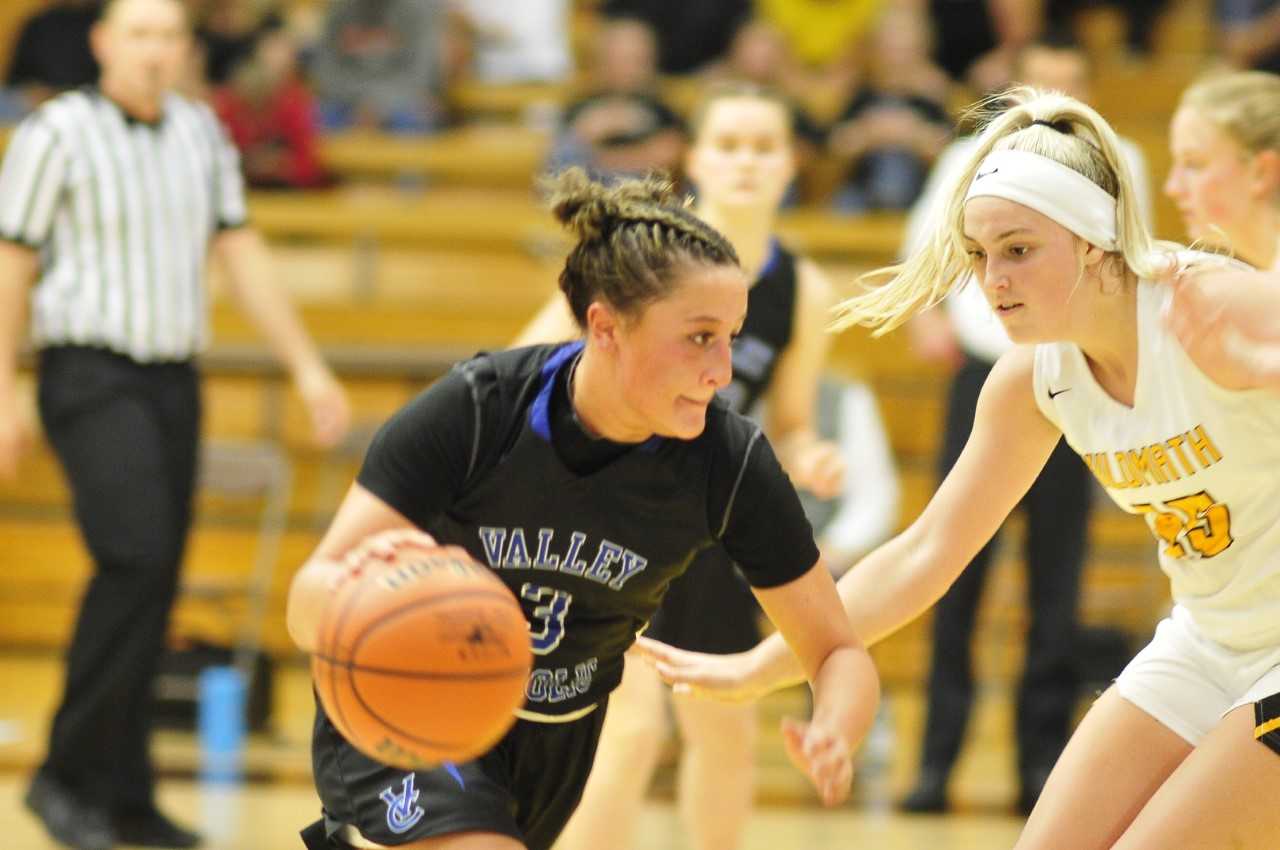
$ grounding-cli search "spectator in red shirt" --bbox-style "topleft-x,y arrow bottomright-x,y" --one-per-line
213,19 -> 331,189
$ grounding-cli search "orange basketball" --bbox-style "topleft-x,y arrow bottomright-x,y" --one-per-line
311,540 -> 532,769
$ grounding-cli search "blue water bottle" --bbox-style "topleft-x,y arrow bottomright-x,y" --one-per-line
198,665 -> 246,781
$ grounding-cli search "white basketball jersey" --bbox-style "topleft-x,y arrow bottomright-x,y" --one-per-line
1033,278 -> 1280,651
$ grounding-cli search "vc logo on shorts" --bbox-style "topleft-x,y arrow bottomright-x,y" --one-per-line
380,774 -> 425,834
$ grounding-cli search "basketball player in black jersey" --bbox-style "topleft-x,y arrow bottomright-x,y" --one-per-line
515,85 -> 847,850
286,168 -> 880,850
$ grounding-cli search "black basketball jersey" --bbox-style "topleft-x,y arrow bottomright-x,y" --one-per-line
353,342 -> 818,718
720,239 -> 798,414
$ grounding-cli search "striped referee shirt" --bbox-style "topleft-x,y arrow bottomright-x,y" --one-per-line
0,87 -> 248,363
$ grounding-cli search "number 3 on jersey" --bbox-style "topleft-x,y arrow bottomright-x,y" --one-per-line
1133,490 -> 1233,559
520,583 -> 571,655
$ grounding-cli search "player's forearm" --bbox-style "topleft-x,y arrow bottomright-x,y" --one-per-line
838,525 -> 963,645
749,525 -> 956,692
213,228 -> 331,384
286,558 -> 349,653
809,644 -> 880,754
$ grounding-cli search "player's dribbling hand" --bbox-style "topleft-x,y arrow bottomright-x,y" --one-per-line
781,715 -> 854,807
335,528 -> 443,587
632,636 -> 771,703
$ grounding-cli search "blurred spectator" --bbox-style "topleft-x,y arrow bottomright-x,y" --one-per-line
827,7 -> 951,213
1045,0 -> 1171,58
4,0 -> 102,112
310,0 -> 461,134
1216,0 -> 1280,73
549,18 -> 685,178
717,19 -> 797,91
709,24 -> 825,203
758,0 -> 882,70
927,0 -> 1041,92
191,0 -> 282,85
601,0 -> 750,74
1165,70 -> 1280,268
754,0 -> 883,112
1012,31 -> 1153,222
456,0 -> 572,83
213,18 -> 330,189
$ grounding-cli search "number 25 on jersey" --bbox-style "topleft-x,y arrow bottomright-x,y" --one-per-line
1132,490 -> 1233,559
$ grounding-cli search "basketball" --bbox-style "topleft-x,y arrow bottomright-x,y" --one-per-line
311,539 -> 532,769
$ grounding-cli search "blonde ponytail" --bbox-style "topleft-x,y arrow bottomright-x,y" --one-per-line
833,87 -> 1179,334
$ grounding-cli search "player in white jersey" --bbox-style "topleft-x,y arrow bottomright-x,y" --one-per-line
1165,71 -> 1280,273
636,87 -> 1280,849
896,35 -> 1154,814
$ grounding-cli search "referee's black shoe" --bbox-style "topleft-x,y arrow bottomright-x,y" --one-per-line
113,807 -> 202,848
24,772 -> 116,850
898,766 -> 949,814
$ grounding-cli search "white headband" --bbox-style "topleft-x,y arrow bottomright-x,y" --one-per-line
963,149 -> 1118,251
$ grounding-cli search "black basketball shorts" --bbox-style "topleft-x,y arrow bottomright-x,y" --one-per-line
1255,691 -> 1280,758
303,699 -> 607,850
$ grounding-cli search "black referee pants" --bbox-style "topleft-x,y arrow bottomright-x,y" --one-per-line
35,346 -> 200,813
918,355 -> 1093,785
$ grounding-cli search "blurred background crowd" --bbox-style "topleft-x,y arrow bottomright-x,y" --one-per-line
0,0 -> 1260,207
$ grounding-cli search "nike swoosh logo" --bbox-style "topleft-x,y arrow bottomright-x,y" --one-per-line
975,167 -> 999,180
1048,387 -> 1071,399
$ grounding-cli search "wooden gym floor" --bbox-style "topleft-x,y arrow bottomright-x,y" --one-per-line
0,653 -> 1031,850
1,775 -> 1024,850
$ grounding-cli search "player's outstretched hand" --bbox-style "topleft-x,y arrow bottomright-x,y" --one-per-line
781,715 -> 854,807
633,636 -> 771,703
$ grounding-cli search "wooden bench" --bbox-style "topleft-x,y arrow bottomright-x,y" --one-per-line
243,187 -> 908,262
317,125 -> 548,185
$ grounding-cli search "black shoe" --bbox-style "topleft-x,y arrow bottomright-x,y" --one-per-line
112,808 -> 202,849
899,767 -> 949,813
24,773 -> 116,850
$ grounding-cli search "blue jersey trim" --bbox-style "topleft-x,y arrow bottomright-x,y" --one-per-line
529,339 -> 666,454
530,340 -> 584,441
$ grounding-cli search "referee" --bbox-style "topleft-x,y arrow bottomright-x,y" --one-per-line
0,1 -> 350,848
